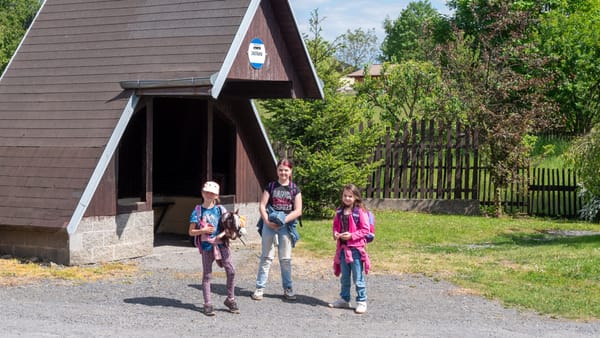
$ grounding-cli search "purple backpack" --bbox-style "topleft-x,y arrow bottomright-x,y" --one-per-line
339,207 -> 376,243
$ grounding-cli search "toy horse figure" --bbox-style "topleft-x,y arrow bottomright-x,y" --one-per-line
208,209 -> 247,268
216,209 -> 247,247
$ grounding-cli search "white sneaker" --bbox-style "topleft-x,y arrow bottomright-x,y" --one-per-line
251,288 -> 264,300
283,288 -> 296,300
355,301 -> 367,314
328,298 -> 350,308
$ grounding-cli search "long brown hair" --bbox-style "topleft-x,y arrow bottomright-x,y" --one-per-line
338,183 -> 365,210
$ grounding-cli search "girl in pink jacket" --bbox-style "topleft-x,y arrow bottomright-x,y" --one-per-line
328,184 -> 371,314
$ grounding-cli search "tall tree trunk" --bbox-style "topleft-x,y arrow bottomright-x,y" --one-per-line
494,187 -> 503,218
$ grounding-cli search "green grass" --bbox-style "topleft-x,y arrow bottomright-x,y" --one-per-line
296,211 -> 600,320
530,134 -> 573,168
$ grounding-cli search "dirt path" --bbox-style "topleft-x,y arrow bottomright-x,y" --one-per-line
0,234 -> 599,337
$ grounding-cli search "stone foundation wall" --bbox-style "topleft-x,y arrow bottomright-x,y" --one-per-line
365,198 -> 480,216
0,202 -> 261,265
69,211 -> 154,265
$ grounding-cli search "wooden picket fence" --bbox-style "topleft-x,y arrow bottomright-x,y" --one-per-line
476,167 -> 581,217
365,120 -> 479,200
365,120 -> 582,218
272,119 -> 582,218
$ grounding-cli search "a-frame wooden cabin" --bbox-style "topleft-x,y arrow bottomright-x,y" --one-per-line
0,0 -> 323,265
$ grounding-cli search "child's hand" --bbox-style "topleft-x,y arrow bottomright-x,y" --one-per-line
203,225 -> 215,234
198,217 -> 215,234
267,221 -> 279,230
339,232 -> 351,240
199,216 -> 211,229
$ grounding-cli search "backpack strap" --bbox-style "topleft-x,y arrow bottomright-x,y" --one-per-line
335,207 -> 345,221
193,205 -> 202,248
334,208 -> 343,230
194,205 -> 202,228
351,207 -> 361,225
290,181 -> 302,227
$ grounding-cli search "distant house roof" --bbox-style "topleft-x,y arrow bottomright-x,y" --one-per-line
346,64 -> 383,79
337,64 -> 383,93
0,0 -> 322,231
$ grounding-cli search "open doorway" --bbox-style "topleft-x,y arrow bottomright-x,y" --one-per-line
150,97 -> 236,244
115,97 -> 237,245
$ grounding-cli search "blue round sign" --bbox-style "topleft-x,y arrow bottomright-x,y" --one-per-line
248,38 -> 266,69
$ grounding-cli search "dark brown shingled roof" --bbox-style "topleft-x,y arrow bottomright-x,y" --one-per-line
0,0 -> 322,230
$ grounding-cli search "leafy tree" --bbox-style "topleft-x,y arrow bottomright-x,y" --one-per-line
453,0 -> 600,134
565,124 -> 600,222
534,0 -> 600,133
354,61 -> 445,125
302,9 -> 336,71
448,0 -> 498,39
335,27 -> 379,69
437,1 -> 558,216
381,0 -> 450,62
260,10 -> 382,217
0,0 -> 41,74
448,0 -> 559,50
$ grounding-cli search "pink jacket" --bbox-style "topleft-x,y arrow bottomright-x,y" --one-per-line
332,207 -> 371,276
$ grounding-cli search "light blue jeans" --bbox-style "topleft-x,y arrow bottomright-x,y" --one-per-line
256,221 -> 293,290
339,248 -> 367,302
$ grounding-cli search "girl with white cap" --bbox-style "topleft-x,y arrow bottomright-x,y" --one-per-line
189,181 -> 238,316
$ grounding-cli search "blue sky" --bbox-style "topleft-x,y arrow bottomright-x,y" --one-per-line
289,0 -> 452,42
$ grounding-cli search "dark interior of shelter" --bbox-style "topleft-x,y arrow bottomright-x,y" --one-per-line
116,97 -> 237,245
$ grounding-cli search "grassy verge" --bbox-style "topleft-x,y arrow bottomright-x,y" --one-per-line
295,211 -> 600,320
0,258 -> 138,286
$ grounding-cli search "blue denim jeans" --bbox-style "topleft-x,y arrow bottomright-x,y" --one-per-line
339,248 -> 367,302
256,220 -> 293,290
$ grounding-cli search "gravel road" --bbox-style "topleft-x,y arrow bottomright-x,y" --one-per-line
1,233 -> 599,338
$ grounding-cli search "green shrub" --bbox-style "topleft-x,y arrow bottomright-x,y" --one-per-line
295,147 -> 380,217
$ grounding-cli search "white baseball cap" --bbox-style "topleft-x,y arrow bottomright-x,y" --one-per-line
202,181 -> 220,194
